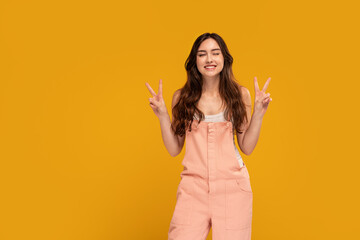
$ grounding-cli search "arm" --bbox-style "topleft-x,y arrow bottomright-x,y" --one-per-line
146,80 -> 184,157
158,89 -> 185,157
236,87 -> 258,155
236,77 -> 272,155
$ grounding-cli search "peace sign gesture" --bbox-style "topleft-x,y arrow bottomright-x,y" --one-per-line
145,79 -> 168,119
253,77 -> 272,118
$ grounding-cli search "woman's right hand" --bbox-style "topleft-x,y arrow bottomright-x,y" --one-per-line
145,79 -> 168,119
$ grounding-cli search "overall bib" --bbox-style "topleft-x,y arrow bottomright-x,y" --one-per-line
168,119 -> 253,240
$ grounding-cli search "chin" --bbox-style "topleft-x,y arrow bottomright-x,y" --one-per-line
204,71 -> 219,75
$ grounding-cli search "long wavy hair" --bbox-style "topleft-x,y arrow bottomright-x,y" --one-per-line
171,32 -> 249,137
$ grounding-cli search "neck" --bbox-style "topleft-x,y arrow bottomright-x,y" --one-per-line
202,76 -> 220,96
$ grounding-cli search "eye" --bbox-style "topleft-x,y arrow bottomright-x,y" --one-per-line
198,53 -> 220,57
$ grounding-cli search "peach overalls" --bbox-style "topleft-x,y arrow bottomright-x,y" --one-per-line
168,119 -> 253,240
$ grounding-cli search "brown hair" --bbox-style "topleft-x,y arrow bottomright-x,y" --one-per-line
171,32 -> 249,137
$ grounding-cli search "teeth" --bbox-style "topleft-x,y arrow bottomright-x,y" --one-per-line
205,66 -> 216,68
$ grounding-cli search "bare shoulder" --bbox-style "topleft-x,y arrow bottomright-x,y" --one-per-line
171,89 -> 182,109
237,84 -> 251,106
239,85 -> 249,94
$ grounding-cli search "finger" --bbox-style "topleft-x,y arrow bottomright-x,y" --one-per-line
262,96 -> 271,104
254,76 -> 260,92
145,82 -> 157,97
149,97 -> 159,107
257,92 -> 270,102
158,79 -> 163,96
261,77 -> 271,93
149,99 -> 157,107
263,97 -> 272,105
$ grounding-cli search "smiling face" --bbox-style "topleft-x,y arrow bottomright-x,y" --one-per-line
196,38 -> 224,78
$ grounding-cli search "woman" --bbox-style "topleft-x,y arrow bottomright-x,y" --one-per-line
145,32 -> 272,240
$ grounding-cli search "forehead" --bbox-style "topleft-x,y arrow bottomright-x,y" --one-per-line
197,38 -> 221,52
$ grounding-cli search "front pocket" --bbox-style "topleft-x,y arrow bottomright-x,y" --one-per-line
225,178 -> 253,230
170,177 -> 194,225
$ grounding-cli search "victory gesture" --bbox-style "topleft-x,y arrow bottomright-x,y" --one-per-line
145,79 -> 168,119
253,76 -> 272,118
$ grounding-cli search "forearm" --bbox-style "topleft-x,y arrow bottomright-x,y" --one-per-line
158,113 -> 181,157
240,113 -> 264,155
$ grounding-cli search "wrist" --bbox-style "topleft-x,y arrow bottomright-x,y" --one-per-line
158,112 -> 170,122
251,111 -> 263,121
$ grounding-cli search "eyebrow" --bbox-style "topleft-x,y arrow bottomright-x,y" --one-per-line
197,48 -> 221,53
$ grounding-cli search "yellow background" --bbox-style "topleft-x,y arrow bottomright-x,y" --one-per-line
1,0 -> 359,239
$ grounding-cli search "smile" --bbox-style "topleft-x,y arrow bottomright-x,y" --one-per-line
204,66 -> 216,71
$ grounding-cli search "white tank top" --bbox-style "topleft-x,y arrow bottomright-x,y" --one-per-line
193,111 -> 245,168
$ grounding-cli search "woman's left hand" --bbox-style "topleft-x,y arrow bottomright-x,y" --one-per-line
253,76 -> 272,118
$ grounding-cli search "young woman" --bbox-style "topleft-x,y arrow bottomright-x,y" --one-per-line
145,33 -> 272,240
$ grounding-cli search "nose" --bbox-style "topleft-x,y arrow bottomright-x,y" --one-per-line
206,54 -> 213,63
